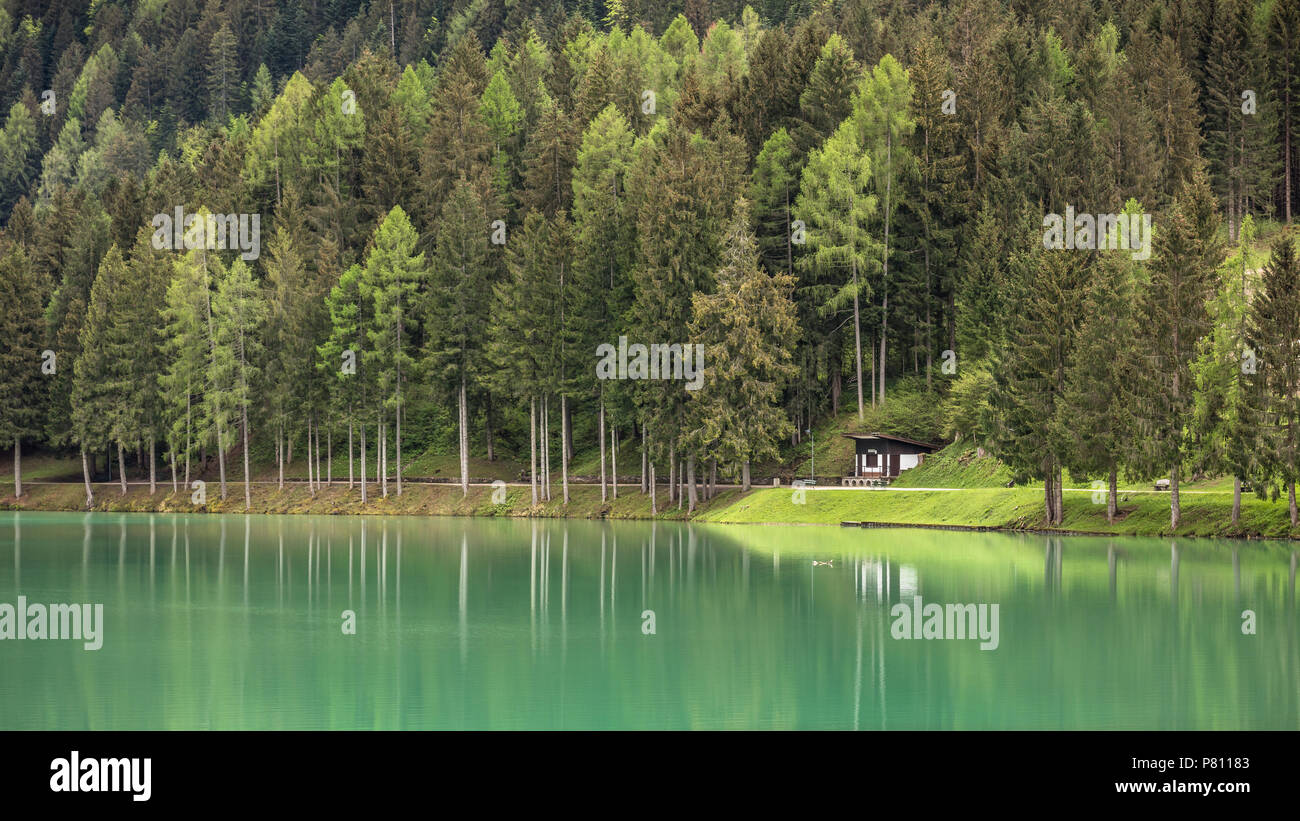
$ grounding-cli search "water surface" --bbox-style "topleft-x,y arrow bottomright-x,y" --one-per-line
0,512 -> 1295,729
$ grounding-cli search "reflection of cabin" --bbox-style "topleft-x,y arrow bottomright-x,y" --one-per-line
842,433 -> 942,486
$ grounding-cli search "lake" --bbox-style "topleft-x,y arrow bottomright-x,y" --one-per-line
0,511 -> 1295,730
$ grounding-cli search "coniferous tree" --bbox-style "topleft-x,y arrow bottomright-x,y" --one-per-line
1133,171 -> 1223,530
1245,236 -> 1300,524
0,241 -> 49,497
687,200 -> 798,497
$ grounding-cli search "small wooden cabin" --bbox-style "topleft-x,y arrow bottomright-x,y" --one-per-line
842,433 -> 941,485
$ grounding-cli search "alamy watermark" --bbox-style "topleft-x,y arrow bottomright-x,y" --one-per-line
0,596 -> 104,650
595,336 -> 704,391
151,207 -> 261,261
1042,207 -> 1151,261
890,595 -> 999,651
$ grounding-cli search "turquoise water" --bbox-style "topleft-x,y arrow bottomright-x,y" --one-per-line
0,511 -> 1296,729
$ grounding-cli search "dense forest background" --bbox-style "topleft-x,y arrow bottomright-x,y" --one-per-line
0,0 -> 1298,528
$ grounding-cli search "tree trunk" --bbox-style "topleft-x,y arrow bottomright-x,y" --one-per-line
641,423 -> 647,494
1170,464 -> 1181,531
149,438 -> 156,495
12,438 -> 20,498
118,442 -> 128,495
561,394 -> 570,504
277,423 -> 284,490
649,460 -> 657,514
530,396 -> 538,506
687,455 -> 697,513
242,406 -> 252,509
216,418 -> 227,500
1290,479 -> 1298,527
485,394 -> 495,462
348,415 -> 354,489
852,257 -> 864,420
380,414 -> 387,498
742,459 -> 751,493
170,450 -> 177,494
1232,476 -> 1242,525
327,425 -> 332,485
307,418 -> 316,497
315,417 -> 323,492
1107,467 -> 1117,524
395,402 -> 402,496
669,446 -> 677,504
881,136 -> 891,407
599,398 -> 607,502
81,448 -> 93,508
360,418 -> 367,503
611,424 -> 618,499
459,379 -> 469,497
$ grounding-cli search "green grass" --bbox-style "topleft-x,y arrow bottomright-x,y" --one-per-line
891,443 -> 1015,488
695,483 -> 1300,539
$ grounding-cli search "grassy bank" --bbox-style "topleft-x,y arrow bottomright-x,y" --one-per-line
3,476 -> 1298,539
0,478 -> 743,522
696,485 -> 1300,539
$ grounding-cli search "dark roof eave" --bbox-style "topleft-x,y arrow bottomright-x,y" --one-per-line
841,432 -> 943,451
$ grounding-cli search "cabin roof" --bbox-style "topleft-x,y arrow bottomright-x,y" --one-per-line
841,432 -> 942,451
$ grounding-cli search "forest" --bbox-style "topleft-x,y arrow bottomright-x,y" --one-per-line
0,0 -> 1297,530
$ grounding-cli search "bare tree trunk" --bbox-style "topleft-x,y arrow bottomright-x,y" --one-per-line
216,418 -> 227,499
277,423 -> 284,490
12,438 -> 20,498
669,446 -> 677,504
118,442 -> 128,495
742,459 -> 751,493
327,425 -> 332,485
149,438 -> 156,495
1232,476 -> 1242,525
610,424 -> 618,499
530,396 -> 538,506
561,394 -> 570,504
307,418 -> 316,497
640,423 -> 647,494
395,402 -> 402,496
82,448 -> 94,508
315,417 -> 322,492
348,414 -> 354,489
360,418 -> 367,503
1170,464 -> 1181,531
687,455 -> 697,513
242,406 -> 252,510
650,460 -> 657,514
170,450 -> 177,494
1107,467 -> 1117,524
1290,479 -> 1298,527
379,414 -> 387,498
852,257 -> 864,420
459,379 -> 469,497
599,398 -> 607,502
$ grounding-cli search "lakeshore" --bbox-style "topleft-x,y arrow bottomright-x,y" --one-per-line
4,477 -> 1299,540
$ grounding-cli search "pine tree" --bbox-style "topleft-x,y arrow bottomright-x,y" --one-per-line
1133,171 -> 1223,530
1062,203 -> 1146,523
211,258 -> 266,509
852,53 -> 915,406
1245,236 -> 1300,524
990,219 -> 1089,526
796,119 -> 877,421
207,22 -> 239,122
687,200 -> 798,497
363,206 -> 426,497
424,179 -> 495,496
160,250 -> 211,495
0,241 -> 49,498
572,104 -> 636,501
